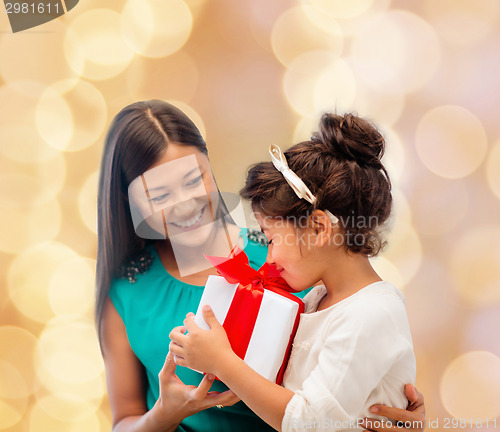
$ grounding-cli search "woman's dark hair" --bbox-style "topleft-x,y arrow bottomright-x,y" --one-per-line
96,100 -> 226,341
240,112 -> 392,256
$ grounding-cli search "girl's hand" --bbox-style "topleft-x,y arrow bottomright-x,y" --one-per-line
169,305 -> 235,376
153,350 -> 240,426
361,384 -> 426,432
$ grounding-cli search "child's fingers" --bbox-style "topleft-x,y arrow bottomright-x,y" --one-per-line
201,305 -> 221,329
368,405 -> 424,425
169,326 -> 188,344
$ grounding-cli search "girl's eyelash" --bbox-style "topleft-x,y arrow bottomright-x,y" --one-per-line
267,239 -> 273,245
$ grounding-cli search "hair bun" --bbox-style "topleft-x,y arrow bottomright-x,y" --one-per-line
312,113 -> 385,168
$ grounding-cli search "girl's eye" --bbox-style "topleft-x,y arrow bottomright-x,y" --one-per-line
151,193 -> 170,203
267,239 -> 273,245
186,175 -> 203,187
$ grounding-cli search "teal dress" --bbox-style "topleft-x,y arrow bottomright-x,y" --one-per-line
110,228 -> 310,432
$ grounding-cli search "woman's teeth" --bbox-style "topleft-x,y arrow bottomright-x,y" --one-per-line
171,208 -> 204,228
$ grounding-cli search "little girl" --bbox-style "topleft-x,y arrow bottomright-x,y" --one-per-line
169,112 -> 417,431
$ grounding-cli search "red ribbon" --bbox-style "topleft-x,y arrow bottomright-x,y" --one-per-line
204,246 -> 304,384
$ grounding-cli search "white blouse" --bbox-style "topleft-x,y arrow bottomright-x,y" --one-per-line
282,281 -> 416,432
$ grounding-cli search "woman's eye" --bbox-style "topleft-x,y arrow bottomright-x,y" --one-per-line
186,175 -> 203,187
151,193 -> 170,203
267,239 -> 273,245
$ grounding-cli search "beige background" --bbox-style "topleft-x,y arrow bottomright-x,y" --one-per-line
0,0 -> 500,430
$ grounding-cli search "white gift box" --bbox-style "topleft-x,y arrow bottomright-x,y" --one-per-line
194,274 -> 302,383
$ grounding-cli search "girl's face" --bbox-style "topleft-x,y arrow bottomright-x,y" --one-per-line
128,143 -> 220,247
256,212 -> 322,291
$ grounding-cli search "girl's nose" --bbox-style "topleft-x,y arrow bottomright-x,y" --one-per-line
266,248 -> 275,265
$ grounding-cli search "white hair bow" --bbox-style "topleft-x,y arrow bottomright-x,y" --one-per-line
269,144 -> 339,225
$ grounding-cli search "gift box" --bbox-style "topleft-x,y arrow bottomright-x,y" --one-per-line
194,247 -> 304,384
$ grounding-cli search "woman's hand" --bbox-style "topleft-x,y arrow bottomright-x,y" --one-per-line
152,350 -> 239,427
361,384 -> 426,432
169,306 -> 235,376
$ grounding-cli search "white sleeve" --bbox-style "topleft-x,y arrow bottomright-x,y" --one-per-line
281,299 -> 411,431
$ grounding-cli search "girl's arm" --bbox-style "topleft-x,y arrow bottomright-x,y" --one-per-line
169,306 -> 293,431
102,299 -> 238,432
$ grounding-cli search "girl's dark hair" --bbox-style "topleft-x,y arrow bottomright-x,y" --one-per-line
96,100 -> 226,341
240,112 -> 392,256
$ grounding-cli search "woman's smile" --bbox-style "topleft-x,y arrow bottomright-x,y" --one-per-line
169,205 -> 207,231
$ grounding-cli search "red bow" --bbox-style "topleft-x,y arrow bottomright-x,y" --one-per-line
204,246 -> 304,384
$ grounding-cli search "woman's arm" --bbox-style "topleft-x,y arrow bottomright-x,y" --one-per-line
170,306 -> 293,431
102,299 -> 238,432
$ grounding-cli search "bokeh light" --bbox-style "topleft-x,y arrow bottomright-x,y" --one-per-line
121,0 -> 193,58
440,351 -> 500,421
35,316 -> 103,386
78,171 -> 99,235
7,243 -> 79,322
36,80 -> 107,152
284,51 -> 355,116
463,305 -> 500,358
271,6 -> 343,67
0,82 -> 60,163
48,257 -> 96,317
29,401 -> 100,432
351,10 -> 441,94
416,105 -> 488,179
486,140 -> 500,201
64,9 -> 135,80
410,175 -> 469,236
424,0 -> 500,46
450,226 -> 500,305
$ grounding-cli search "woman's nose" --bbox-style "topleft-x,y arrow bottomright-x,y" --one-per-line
171,199 -> 197,218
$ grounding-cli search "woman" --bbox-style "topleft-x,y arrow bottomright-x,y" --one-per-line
96,100 -> 426,431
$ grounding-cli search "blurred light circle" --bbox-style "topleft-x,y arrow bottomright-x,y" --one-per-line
390,187 -> 412,226
122,0 -> 193,58
0,82 -> 60,163
411,176 -> 469,236
0,198 -> 61,255
7,243 -> 79,322
351,11 -> 440,94
29,402 -> 100,432
416,105 -> 488,179
293,116 -> 318,144
441,351 -> 500,420
0,359 -> 29,428
450,226 -> 500,305
463,306 -> 500,358
36,316 -> 104,385
126,52 -> 200,102
0,326 -> 38,396
379,220 -> 422,287
284,50 -> 343,116
49,257 -> 96,317
36,393 -> 99,423
167,100 -> 206,139
313,57 -> 356,113
424,0 -> 500,46
370,256 -> 404,289
36,366 -> 105,404
301,0 -> 374,20
64,9 -> 135,81
405,259 -> 460,346
486,140 -> 500,201
79,171 -> 99,235
271,6 -> 343,67
353,80 -> 406,126
378,126 -> 405,184
0,398 -> 26,429
0,20 -> 80,86
36,80 -> 107,152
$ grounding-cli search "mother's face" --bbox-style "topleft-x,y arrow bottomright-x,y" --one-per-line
128,143 -> 220,247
